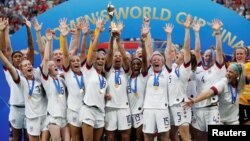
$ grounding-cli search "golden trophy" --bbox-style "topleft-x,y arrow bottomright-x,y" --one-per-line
107,2 -> 118,34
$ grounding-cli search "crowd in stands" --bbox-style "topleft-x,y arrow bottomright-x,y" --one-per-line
0,0 -> 250,34
213,0 -> 250,20
0,0 -> 68,34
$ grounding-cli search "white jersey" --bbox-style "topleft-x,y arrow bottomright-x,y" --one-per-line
168,63 -> 191,106
195,63 -> 226,107
105,67 -> 129,108
3,68 -> 25,106
16,69 -> 47,118
81,64 -> 108,112
128,73 -> 147,114
41,73 -> 67,118
143,66 -> 170,109
211,77 -> 239,123
64,68 -> 85,112
186,71 -> 198,98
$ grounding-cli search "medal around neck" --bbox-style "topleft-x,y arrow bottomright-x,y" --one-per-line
80,88 -> 84,95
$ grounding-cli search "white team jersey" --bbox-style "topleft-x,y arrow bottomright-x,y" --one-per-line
143,66 -> 170,109
81,65 -> 108,112
41,74 -> 67,118
195,63 -> 226,107
128,73 -> 147,114
186,71 -> 198,98
4,68 -> 25,105
16,70 -> 47,118
105,67 -> 129,108
64,69 -> 85,112
212,78 -> 239,123
168,63 -> 191,106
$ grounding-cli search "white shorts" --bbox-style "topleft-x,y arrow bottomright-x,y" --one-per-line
79,105 -> 105,128
143,109 -> 171,134
26,115 -> 47,136
131,113 -> 143,128
170,103 -> 191,126
192,106 -> 221,132
105,108 -> 131,131
67,109 -> 82,127
47,114 -> 67,128
9,105 -> 26,129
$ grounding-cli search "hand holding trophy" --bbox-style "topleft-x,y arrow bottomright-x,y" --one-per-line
107,2 -> 118,35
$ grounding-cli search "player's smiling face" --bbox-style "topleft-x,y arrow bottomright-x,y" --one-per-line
226,65 -> 238,83
70,55 -> 81,73
94,52 -> 105,72
20,60 -> 34,79
235,48 -> 247,63
113,51 -> 122,69
131,59 -> 142,74
49,61 -> 58,76
152,55 -> 163,72
52,49 -> 63,67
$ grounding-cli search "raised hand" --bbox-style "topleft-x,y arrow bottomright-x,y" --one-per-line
24,17 -> 31,28
211,18 -> 223,32
59,18 -> 69,36
183,14 -> 192,28
79,17 -> 89,35
163,23 -> 174,34
32,18 -> 42,32
95,17 -> 105,32
45,29 -> 54,41
143,16 -> 150,26
141,24 -> 150,41
192,20 -> 201,32
116,20 -> 124,33
0,18 -> 8,31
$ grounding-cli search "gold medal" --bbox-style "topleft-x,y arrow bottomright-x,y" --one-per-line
115,84 -> 119,88
154,86 -> 158,90
28,96 -> 32,100
58,94 -> 63,98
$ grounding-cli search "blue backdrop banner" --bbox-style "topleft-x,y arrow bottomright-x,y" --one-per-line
1,0 -> 250,140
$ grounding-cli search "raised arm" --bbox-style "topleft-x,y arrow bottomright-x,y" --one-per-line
182,15 -> 192,64
141,24 -> 149,74
192,20 -> 202,63
79,18 -> 89,63
115,21 -> 129,71
163,23 -> 174,69
86,17 -> 105,66
212,19 -> 224,65
33,18 -> 45,59
185,89 -> 214,108
24,18 -> 34,65
59,18 -> 70,69
0,18 -> 12,61
69,21 -> 81,56
105,31 -> 115,69
42,29 -> 53,76
143,16 -> 153,63
0,50 -> 19,81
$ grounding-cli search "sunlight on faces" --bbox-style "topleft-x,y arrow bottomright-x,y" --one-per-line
70,55 -> 81,73
52,49 -> 63,67
113,51 -> 122,69
226,65 -> 239,83
20,60 -> 33,79
94,52 -> 106,72
48,61 -> 58,76
235,48 -> 247,63
175,49 -> 184,65
151,53 -> 164,72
